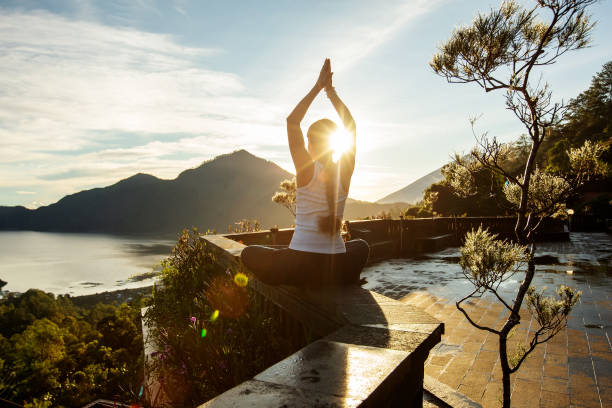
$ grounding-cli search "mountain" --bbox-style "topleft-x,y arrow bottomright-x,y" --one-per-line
0,150 -> 409,234
376,167 -> 444,204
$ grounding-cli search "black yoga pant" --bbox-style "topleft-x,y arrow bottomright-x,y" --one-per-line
240,239 -> 370,288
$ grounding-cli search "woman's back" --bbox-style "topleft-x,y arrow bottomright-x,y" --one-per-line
289,161 -> 347,254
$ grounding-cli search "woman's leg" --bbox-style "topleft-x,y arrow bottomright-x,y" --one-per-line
240,245 -> 294,285
339,239 -> 370,285
241,245 -> 327,288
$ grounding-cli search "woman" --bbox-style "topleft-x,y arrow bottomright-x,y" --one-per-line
241,59 -> 369,288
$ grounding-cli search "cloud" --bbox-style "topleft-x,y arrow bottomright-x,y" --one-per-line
329,0 -> 444,73
16,191 -> 36,195
0,9 -> 288,204
0,1 -> 458,206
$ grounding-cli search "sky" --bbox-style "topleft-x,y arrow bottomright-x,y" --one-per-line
1,0 -> 611,208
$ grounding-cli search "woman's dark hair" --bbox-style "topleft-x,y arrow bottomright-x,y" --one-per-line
307,119 -> 342,236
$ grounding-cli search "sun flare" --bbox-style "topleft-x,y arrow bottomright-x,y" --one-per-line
330,128 -> 352,162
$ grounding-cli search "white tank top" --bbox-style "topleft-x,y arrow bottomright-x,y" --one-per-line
289,161 -> 347,254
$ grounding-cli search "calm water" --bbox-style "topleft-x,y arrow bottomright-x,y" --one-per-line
0,231 -> 176,295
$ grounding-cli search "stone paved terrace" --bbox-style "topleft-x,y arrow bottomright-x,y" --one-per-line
362,232 -> 612,407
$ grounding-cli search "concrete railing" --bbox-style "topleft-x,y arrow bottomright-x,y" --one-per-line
198,234 -> 444,407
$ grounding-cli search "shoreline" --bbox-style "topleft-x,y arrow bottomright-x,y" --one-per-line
71,285 -> 155,307
1,285 -> 154,307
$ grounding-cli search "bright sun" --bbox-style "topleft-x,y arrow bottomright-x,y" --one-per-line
330,128 -> 352,162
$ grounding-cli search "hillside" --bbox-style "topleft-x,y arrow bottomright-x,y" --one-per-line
376,167 -> 444,204
0,150 -> 409,234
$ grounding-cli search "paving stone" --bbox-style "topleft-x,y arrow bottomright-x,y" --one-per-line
569,356 -> 596,377
541,376 -> 569,393
592,357 -> 612,386
540,390 -> 570,407
461,373 -> 489,391
510,378 -> 541,406
545,352 -> 568,365
599,385 -> 612,405
424,363 -> 445,379
438,371 -> 462,390
516,366 -> 542,381
470,351 -> 498,373
544,362 -> 569,379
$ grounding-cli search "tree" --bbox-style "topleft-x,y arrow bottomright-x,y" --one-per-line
431,1 -> 606,406
272,177 -> 297,217
0,290 -> 144,407
546,61 -> 612,172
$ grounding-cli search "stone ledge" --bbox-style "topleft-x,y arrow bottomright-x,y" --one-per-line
254,340 -> 413,403
198,233 -> 445,407
325,325 -> 434,355
199,379 -> 361,408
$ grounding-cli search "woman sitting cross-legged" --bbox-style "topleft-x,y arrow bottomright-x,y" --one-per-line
241,58 -> 369,288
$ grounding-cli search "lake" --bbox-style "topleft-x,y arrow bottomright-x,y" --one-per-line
0,231 -> 176,296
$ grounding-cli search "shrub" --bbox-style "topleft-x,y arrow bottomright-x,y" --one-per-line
144,228 -> 298,406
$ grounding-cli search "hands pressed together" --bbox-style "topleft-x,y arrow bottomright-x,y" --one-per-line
315,58 -> 333,92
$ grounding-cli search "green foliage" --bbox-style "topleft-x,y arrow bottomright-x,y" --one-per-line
526,285 -> 581,329
546,62 -> 612,173
424,60 -> 611,219
508,343 -> 528,370
504,168 -> 571,216
145,229 -> 299,406
0,290 -> 144,407
431,0 -> 595,94
402,204 -> 433,218
459,227 -> 526,290
567,140 -> 609,179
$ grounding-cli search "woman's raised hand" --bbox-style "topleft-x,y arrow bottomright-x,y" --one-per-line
315,58 -> 332,90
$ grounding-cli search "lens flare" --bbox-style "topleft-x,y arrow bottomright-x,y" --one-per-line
210,309 -> 219,322
234,272 -> 248,287
201,328 -> 207,338
206,275 -> 249,319
330,128 -> 352,162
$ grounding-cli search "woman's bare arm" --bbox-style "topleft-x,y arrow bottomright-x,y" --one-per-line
287,59 -> 331,186
325,84 -> 356,189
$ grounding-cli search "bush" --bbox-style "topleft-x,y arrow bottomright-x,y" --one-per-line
144,228 -> 299,406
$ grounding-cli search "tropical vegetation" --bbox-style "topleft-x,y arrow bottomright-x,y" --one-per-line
0,289 -> 145,407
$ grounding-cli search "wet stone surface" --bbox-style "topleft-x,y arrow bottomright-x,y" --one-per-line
199,379 -> 362,408
362,232 -> 612,334
361,232 -> 612,407
254,340 -> 413,404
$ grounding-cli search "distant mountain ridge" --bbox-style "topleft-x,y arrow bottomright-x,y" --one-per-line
376,167 -> 444,204
0,150 -> 407,234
